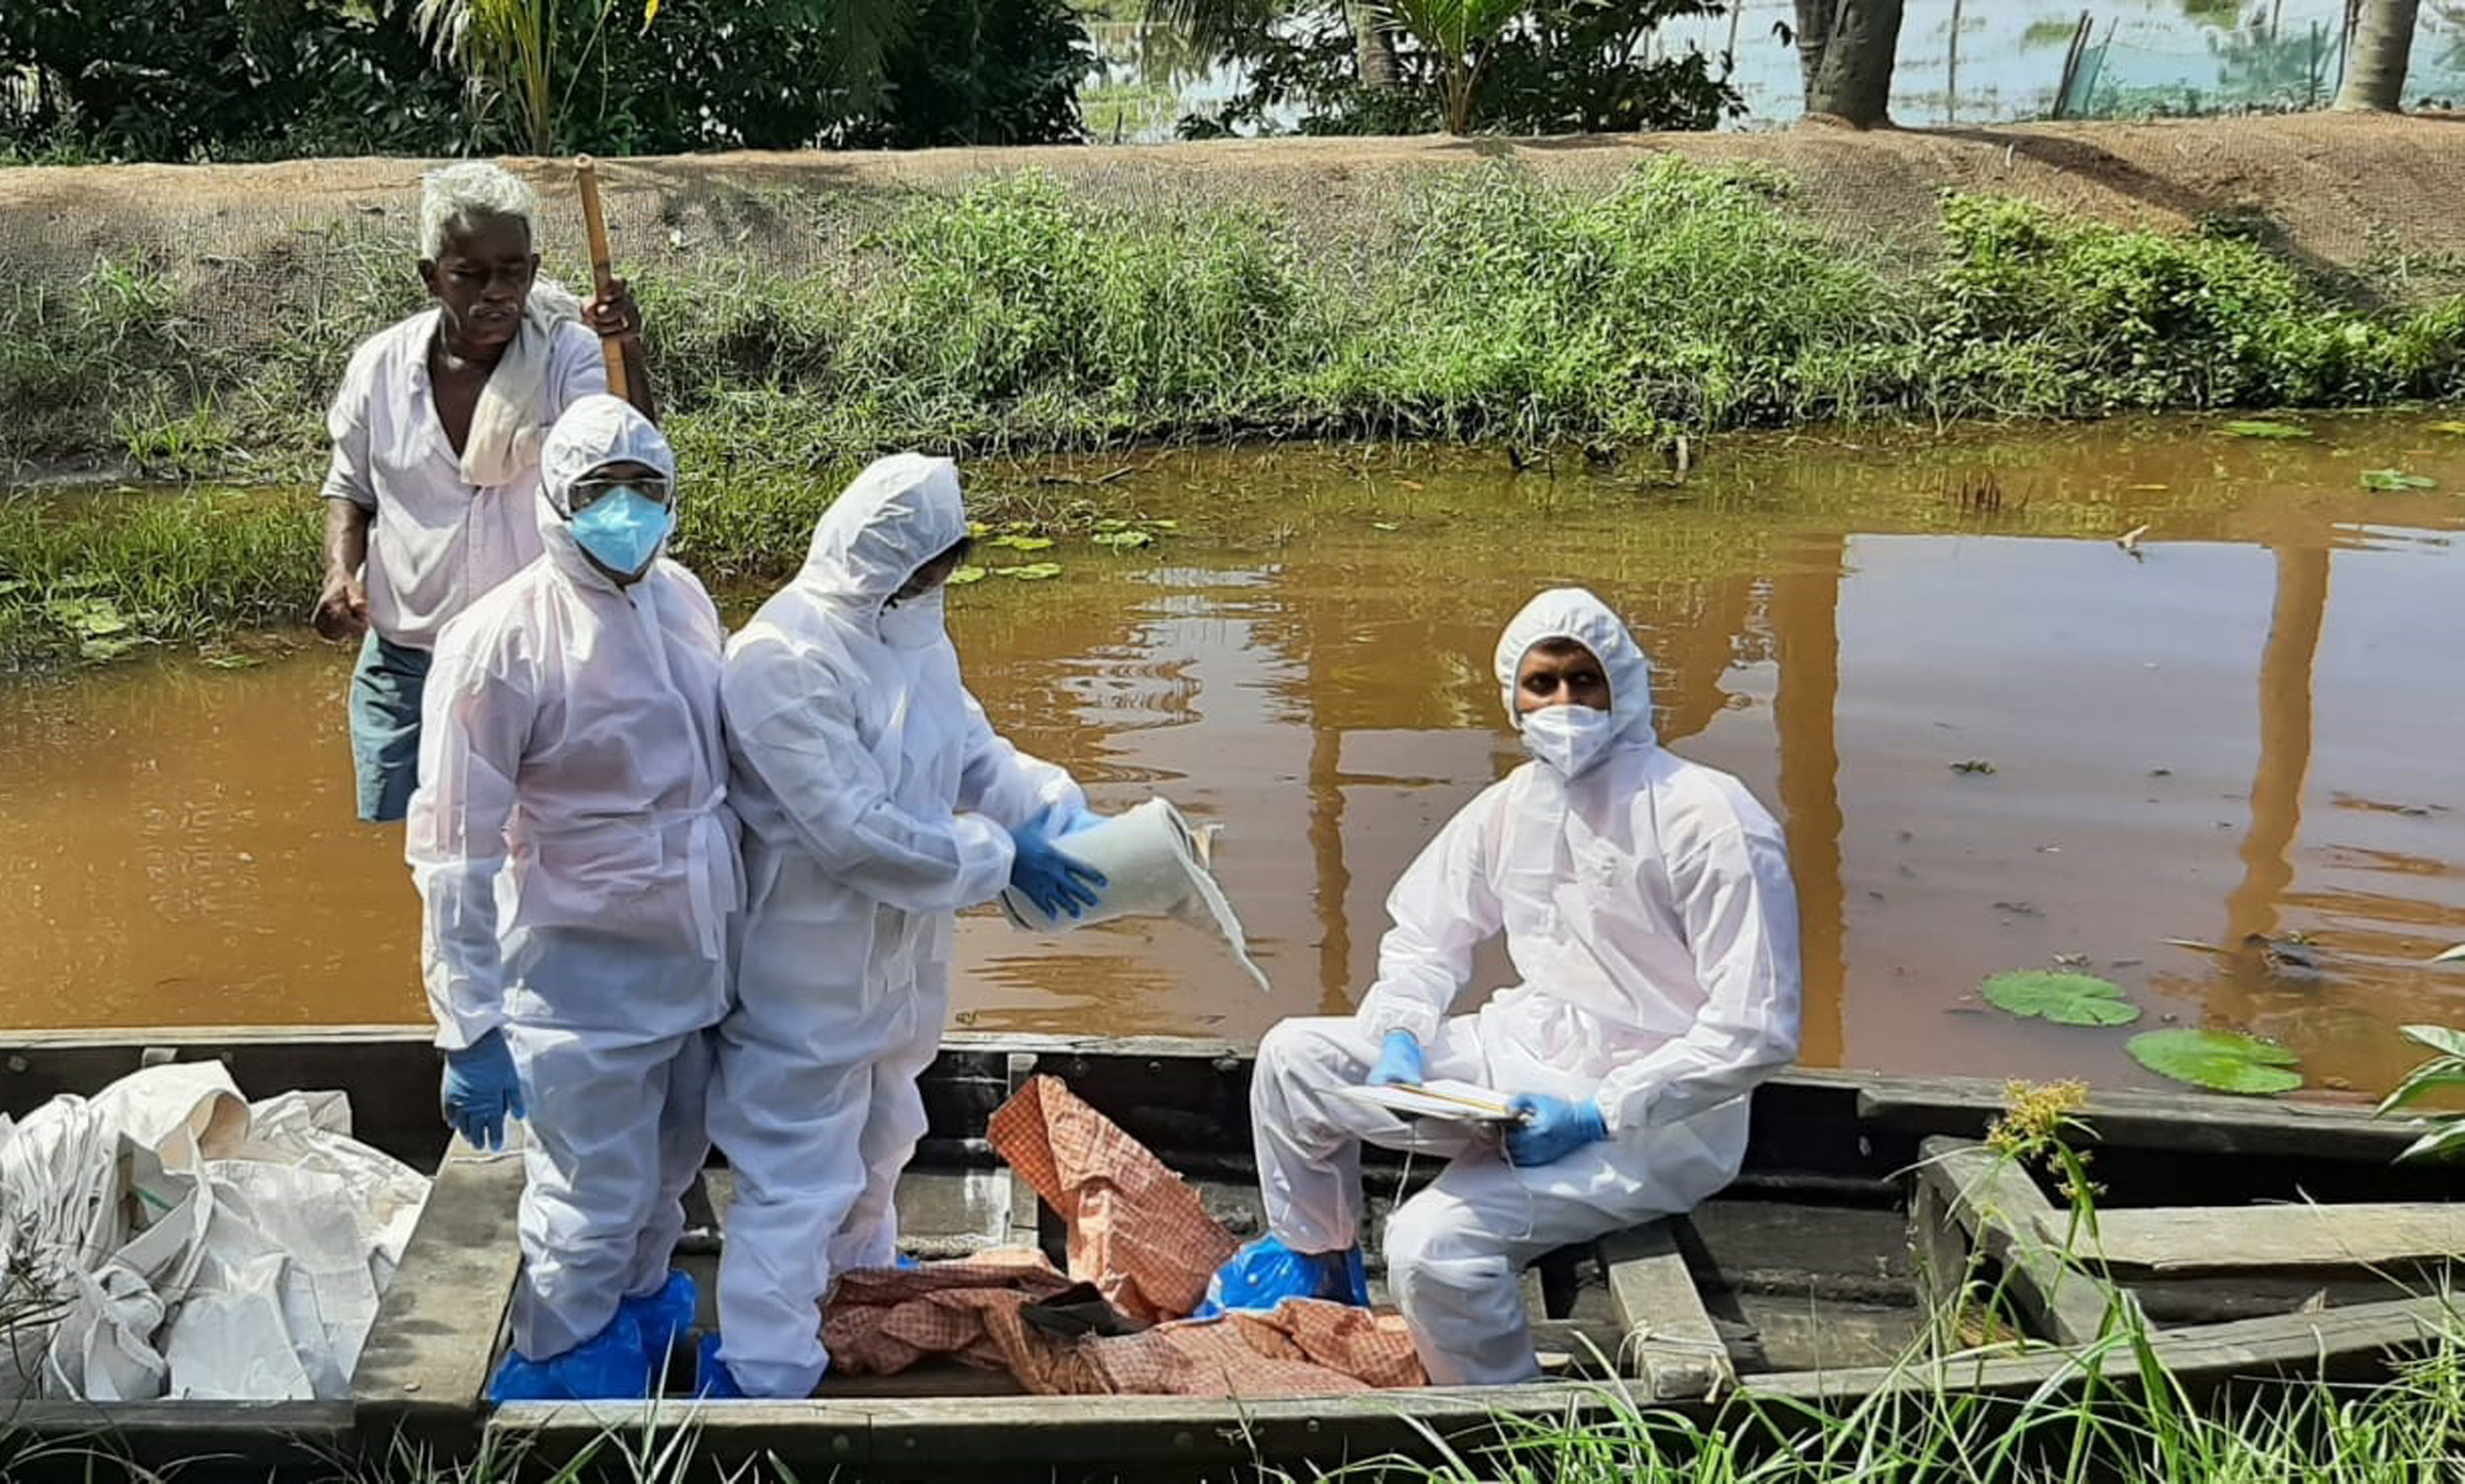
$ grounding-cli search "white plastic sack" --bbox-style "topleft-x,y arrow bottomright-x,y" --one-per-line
997,796 -> 1270,991
0,1062 -> 431,1403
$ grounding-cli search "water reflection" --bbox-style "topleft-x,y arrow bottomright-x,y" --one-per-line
1772,537 -> 1847,1070
4,415 -> 2462,1096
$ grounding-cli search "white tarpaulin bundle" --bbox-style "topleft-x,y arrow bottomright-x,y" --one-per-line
997,796 -> 1270,992
0,1063 -> 429,1402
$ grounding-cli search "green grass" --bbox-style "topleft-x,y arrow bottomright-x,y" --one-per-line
0,487 -> 319,673
4,156 -> 2464,673
13,158 -> 2463,478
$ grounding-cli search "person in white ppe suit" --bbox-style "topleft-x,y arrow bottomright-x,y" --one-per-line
707,453 -> 1103,1399
1219,586 -> 1801,1386
405,393 -> 738,1400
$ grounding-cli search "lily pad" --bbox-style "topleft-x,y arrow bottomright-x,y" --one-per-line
2125,1028 -> 2303,1096
80,634 -> 142,662
1091,529 -> 1153,548
1142,518 -> 1179,531
945,565 -> 988,586
2427,421 -> 2465,435
992,562 -> 1062,581
988,534 -> 1054,551
2359,468 -> 2437,492
44,596 -> 130,636
2220,420 -> 2312,440
1979,971 -> 2142,1027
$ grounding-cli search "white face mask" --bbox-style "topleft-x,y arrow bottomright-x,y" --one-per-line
1520,702 -> 1618,778
878,587 -> 946,650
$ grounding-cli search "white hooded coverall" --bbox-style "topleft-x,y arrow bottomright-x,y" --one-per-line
1250,587 -> 1801,1386
405,394 -> 740,1361
711,454 -> 1087,1397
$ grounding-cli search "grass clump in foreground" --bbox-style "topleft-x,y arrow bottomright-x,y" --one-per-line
5,156 -> 2465,675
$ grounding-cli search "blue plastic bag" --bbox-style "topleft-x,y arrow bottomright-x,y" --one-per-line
1192,1235 -> 1367,1319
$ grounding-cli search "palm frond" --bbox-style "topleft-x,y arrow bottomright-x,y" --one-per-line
1142,0 -> 1287,55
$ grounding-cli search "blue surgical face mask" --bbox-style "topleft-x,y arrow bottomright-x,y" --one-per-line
569,485 -> 672,580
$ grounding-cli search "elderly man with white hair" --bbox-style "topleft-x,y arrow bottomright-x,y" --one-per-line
316,160 -> 657,823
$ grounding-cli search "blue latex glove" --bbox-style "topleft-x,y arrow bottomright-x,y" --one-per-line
1366,1029 -> 1425,1088
441,1029 -> 526,1151
1007,818 -> 1107,920
1504,1093 -> 1607,1167
1045,802 -> 1105,837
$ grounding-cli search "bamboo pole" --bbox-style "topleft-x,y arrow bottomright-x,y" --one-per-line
574,155 -> 626,402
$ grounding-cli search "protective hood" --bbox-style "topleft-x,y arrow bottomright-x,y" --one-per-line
1491,586 -> 1658,752
534,393 -> 676,584
791,454 -> 967,627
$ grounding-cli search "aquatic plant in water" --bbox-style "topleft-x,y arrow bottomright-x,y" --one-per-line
2126,1027 -> 2304,1096
1979,970 -> 2142,1027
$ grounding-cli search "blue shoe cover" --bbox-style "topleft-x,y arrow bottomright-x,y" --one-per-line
487,1311 -> 652,1402
695,1333 -> 746,1400
1192,1235 -> 1367,1318
619,1269 -> 698,1354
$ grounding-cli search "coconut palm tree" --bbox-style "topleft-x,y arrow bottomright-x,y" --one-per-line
1386,0 -> 1525,133
413,0 -> 618,153
2333,0 -> 2424,111
1791,0 -> 1904,127
1143,0 -> 1402,100
415,0 -> 912,153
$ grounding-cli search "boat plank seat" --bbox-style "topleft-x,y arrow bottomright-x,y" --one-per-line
1915,1136 -> 2121,1347
352,1140 -> 525,1450
2036,1201 -> 2465,1275
1598,1217 -> 1735,1399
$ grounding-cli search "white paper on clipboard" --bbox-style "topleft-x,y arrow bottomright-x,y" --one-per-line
1335,1080 -> 1523,1125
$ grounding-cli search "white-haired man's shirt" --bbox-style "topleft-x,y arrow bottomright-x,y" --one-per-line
321,307 -> 606,650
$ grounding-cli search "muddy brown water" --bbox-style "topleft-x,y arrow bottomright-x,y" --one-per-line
6,414 -> 2463,1099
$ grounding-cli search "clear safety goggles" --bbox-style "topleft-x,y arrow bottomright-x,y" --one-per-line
568,472 -> 675,512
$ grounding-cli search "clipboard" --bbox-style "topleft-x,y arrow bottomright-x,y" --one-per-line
1335,1079 -> 1524,1125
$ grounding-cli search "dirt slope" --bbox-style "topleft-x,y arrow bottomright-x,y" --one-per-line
3,113 -> 2459,288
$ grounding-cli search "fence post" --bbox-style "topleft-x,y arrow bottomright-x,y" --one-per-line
1947,0 -> 1964,123
2052,9 -> 2093,120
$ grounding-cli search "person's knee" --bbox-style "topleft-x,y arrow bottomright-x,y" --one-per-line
1383,1198 -> 1510,1310
1257,1017 -> 1355,1088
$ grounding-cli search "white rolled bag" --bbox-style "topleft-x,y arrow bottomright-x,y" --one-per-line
997,797 -> 1270,991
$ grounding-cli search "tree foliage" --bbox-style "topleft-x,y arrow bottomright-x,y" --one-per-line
1174,0 -> 1740,138
0,0 -> 1092,160
0,0 -> 463,161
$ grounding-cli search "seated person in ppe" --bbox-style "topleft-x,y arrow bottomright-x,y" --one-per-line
1214,586 -> 1801,1386
406,394 -> 738,1401
705,453 -> 1104,1399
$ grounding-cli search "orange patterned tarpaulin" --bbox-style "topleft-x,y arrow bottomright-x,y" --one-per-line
820,1074 -> 1427,1395
987,1071 -> 1239,1324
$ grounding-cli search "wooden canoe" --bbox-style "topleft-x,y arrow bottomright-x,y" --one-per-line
3,1026 -> 2458,1481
